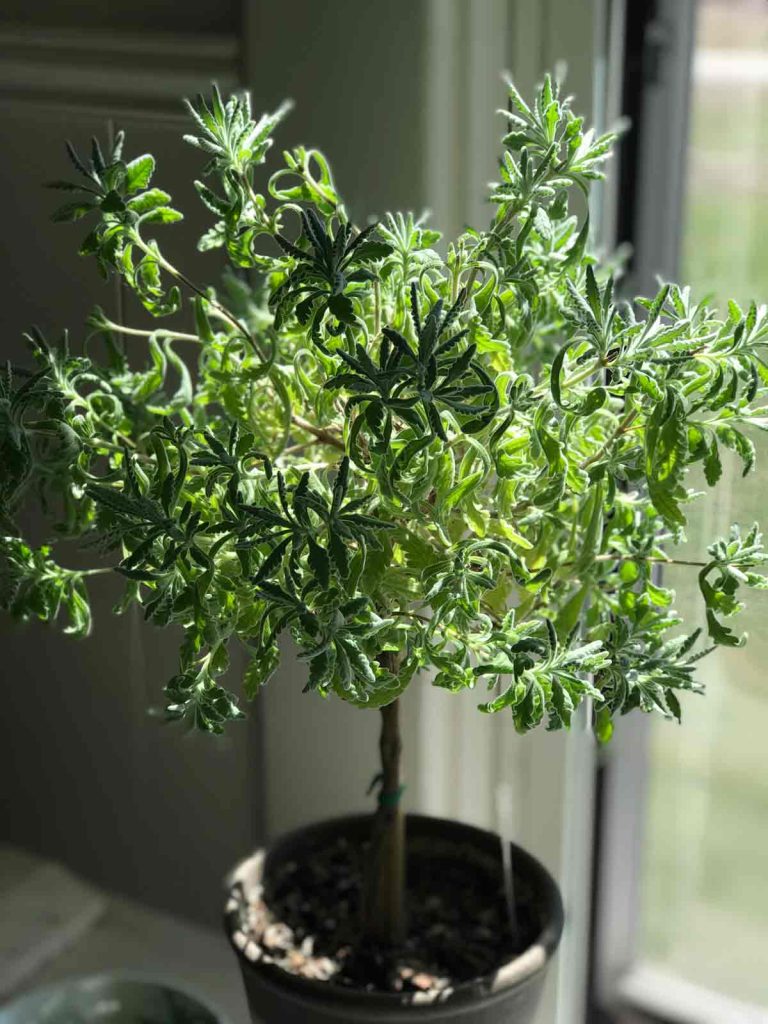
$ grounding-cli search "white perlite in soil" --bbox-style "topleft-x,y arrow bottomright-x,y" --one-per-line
226,873 -> 455,1003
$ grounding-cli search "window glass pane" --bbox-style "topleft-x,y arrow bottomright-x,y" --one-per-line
639,0 -> 768,1008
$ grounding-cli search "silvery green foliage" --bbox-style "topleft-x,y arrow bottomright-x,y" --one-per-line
3,77 -> 768,737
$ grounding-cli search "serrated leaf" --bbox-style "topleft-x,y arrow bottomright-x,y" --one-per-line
307,537 -> 330,588
243,645 -> 279,698
327,292 -> 357,325
51,200 -> 95,223
125,154 -> 155,193
704,439 -> 722,486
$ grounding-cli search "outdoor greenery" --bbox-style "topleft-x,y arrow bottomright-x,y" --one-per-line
3,77 -> 768,762
642,4 -> 768,1005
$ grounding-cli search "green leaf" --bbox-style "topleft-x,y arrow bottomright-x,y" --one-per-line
706,608 -> 744,647
443,471 -> 484,512
353,240 -> 392,262
534,206 -> 553,243
594,706 -> 614,744
51,200 -> 95,222
141,206 -> 183,224
327,292 -> 357,325
194,297 -> 215,343
243,644 -> 280,698
127,188 -> 172,215
716,426 -> 755,477
703,438 -> 722,486
645,389 -> 688,527
308,537 -> 330,588
125,154 -> 155,193
585,266 -> 601,319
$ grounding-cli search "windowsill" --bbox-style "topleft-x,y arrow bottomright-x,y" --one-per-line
615,963 -> 768,1024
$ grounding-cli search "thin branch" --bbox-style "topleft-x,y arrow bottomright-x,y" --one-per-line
290,414 -> 345,451
591,553 -> 707,569
98,320 -> 201,344
82,438 -> 151,460
42,565 -> 114,579
131,234 -> 269,362
373,277 -> 382,339
280,441 -> 320,456
581,408 -> 639,469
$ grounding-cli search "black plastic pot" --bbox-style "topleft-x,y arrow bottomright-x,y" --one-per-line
225,813 -> 563,1024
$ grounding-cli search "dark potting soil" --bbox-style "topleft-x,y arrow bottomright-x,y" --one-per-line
228,833 -> 539,1001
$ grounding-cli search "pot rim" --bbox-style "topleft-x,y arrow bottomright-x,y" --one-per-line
224,812 -> 563,1013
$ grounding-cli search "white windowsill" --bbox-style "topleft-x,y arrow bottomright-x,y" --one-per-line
617,963 -> 768,1024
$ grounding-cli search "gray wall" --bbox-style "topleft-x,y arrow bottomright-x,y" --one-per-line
0,0 -> 435,925
0,6 -> 258,927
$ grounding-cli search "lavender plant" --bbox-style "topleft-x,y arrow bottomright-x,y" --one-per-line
3,76 -> 767,945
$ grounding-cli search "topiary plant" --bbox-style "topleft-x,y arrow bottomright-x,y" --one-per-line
3,74 -> 768,951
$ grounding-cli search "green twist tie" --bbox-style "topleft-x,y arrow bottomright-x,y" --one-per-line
378,784 -> 406,808
366,773 -> 405,808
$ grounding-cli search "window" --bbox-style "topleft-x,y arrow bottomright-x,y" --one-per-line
595,2 -> 768,1020
641,0 -> 768,1010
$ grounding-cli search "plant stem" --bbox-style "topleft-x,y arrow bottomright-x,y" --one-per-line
580,408 -> 639,469
373,278 -> 382,339
560,358 -> 604,391
131,234 -> 269,361
41,565 -> 113,580
290,414 -> 345,451
592,553 -> 707,568
82,437 -> 152,459
363,676 -> 405,947
100,320 -> 201,344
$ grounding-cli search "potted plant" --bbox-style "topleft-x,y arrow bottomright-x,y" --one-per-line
3,73 -> 767,1023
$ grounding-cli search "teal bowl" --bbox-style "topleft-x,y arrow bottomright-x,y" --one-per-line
0,974 -> 229,1024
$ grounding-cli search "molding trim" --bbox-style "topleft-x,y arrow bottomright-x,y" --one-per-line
0,24 -> 240,117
